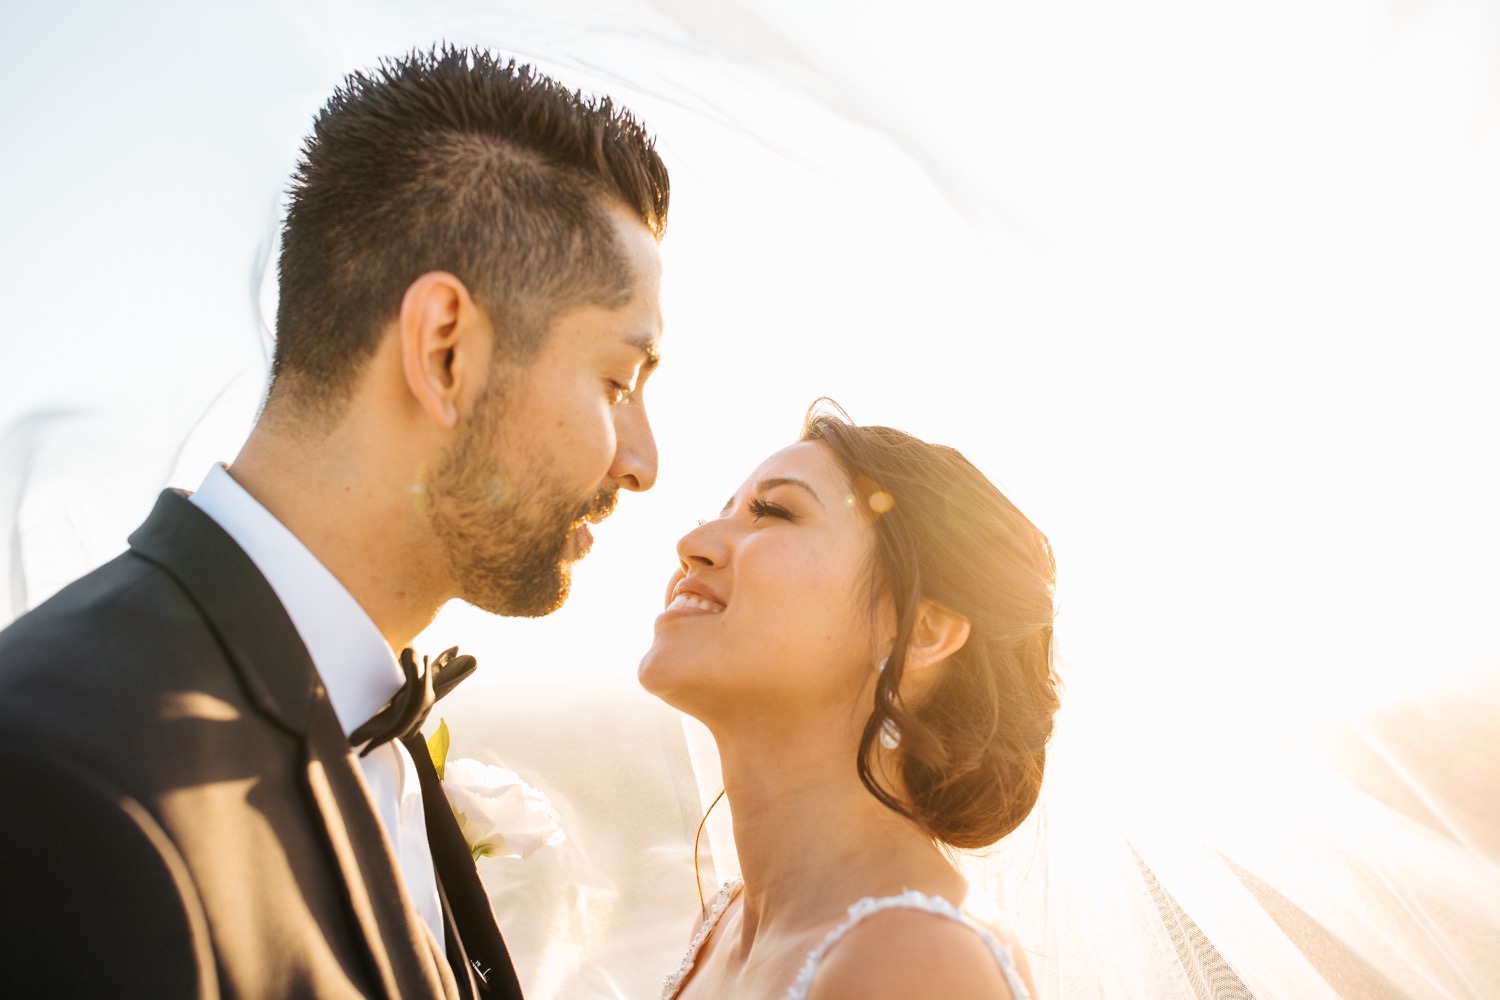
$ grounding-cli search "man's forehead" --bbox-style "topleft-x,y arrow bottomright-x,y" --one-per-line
565,292 -> 659,351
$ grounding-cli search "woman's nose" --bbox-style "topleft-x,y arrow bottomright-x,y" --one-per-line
675,516 -> 727,571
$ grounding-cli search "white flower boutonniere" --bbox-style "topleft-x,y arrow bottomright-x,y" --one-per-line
427,719 -> 566,861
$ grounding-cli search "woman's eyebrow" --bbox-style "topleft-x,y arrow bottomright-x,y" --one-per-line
755,477 -> 825,506
718,477 -> 825,516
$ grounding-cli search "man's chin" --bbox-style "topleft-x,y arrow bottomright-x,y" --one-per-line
466,563 -> 572,619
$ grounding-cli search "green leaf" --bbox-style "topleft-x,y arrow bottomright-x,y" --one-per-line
427,718 -> 450,780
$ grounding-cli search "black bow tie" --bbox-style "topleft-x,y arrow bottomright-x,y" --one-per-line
349,646 -> 477,755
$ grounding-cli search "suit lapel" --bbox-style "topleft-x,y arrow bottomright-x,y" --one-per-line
129,490 -> 319,736
304,743 -> 404,996
129,490 -> 457,998
405,734 -> 526,999
306,702 -> 457,998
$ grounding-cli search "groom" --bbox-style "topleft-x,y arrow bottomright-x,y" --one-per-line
0,48 -> 667,998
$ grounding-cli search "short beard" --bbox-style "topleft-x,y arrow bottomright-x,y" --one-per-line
427,384 -> 614,617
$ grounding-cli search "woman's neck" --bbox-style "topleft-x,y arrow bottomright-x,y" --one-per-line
711,720 -> 963,946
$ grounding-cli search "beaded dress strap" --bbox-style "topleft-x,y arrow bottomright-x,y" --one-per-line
781,890 -> 1032,1000
660,880 -> 744,1000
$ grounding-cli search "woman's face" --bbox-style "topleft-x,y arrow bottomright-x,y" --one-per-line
638,441 -> 882,724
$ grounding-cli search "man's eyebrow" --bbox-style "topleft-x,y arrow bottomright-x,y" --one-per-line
629,336 -> 661,374
718,477 -> 825,516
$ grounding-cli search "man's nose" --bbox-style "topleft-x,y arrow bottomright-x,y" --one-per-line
610,402 -> 658,492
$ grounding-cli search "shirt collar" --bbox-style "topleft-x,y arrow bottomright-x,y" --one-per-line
189,464 -> 403,737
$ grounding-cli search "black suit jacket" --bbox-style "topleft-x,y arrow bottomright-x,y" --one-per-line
0,491 -> 524,998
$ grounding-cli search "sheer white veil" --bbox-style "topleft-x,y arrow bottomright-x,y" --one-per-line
2,2 -> 1497,997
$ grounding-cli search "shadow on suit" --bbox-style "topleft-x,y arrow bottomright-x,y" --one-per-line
0,490 -> 523,998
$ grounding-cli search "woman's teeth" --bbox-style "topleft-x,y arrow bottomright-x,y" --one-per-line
668,593 -> 724,613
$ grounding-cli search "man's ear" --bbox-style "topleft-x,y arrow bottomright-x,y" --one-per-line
398,271 -> 490,430
905,600 -> 971,673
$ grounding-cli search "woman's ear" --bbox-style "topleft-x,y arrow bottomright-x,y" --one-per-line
905,600 -> 971,672
398,271 -> 491,429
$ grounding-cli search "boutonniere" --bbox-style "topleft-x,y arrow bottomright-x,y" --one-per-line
426,719 -> 566,861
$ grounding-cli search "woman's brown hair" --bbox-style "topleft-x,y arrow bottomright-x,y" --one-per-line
802,404 -> 1059,849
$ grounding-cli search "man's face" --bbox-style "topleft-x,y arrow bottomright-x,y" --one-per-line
430,205 -> 663,616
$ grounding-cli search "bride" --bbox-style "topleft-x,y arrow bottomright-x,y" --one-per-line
640,405 -> 1055,999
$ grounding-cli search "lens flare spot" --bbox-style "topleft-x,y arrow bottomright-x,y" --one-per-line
409,460 -> 430,505
482,476 -> 515,509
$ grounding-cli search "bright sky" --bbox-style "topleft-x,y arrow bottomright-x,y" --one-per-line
4,3 -> 1498,994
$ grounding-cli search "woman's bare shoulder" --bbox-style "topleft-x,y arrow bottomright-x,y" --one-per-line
962,898 -> 1040,997
804,905 -> 1022,1000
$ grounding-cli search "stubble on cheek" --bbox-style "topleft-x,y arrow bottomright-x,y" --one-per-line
422,396 -> 556,614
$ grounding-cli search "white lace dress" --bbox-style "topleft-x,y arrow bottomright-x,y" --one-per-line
661,881 -> 1032,1000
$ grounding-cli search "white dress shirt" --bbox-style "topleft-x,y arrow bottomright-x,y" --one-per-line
190,464 -> 445,944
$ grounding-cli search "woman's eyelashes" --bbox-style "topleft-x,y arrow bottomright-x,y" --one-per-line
701,495 -> 796,528
747,497 -> 793,522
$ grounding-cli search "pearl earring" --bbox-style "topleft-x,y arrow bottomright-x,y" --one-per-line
876,656 -> 898,747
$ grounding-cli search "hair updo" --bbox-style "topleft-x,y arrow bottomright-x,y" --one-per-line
802,406 -> 1059,849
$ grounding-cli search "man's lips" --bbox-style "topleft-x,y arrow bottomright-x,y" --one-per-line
568,488 -> 616,558
571,522 -> 594,557
583,487 -> 619,525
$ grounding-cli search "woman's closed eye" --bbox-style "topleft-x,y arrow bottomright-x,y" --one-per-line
748,497 -> 794,522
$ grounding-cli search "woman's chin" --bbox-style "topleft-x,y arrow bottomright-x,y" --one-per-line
636,651 -> 710,715
635,646 -> 673,696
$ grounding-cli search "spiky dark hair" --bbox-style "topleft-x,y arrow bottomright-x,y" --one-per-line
272,45 -> 669,414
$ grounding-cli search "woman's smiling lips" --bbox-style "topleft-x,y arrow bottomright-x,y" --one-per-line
660,577 -> 726,619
